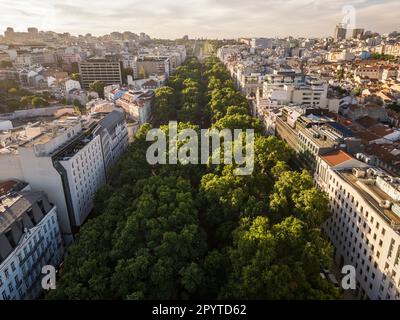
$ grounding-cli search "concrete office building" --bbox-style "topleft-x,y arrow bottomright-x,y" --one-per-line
0,181 -> 64,300
250,38 -> 273,49
79,58 -> 123,89
134,56 -> 170,79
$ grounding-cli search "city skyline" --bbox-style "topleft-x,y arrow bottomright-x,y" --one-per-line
0,0 -> 399,39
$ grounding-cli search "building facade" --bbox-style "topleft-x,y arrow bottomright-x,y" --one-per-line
0,114 -> 127,242
92,111 -> 129,177
315,151 -> 400,300
79,58 -> 123,89
0,183 -> 64,300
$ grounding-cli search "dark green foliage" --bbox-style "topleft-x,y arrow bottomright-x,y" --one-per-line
49,56 -> 338,300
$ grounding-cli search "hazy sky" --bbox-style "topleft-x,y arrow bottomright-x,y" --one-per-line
0,0 -> 399,39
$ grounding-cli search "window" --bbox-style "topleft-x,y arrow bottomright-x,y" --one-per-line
10,262 -> 15,272
4,268 -> 9,279
394,245 -> 400,266
388,239 -> 395,259
385,262 -> 389,270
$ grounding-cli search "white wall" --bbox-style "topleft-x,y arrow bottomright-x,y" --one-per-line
60,135 -> 106,226
18,147 -> 72,237
0,153 -> 24,182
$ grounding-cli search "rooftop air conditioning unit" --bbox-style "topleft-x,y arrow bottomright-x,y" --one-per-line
353,168 -> 366,178
380,200 -> 392,209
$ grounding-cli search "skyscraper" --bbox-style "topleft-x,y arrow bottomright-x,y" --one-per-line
334,23 -> 347,41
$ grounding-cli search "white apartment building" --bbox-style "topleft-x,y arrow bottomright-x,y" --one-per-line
0,117 -> 109,241
51,130 -> 106,228
263,72 -> 328,108
64,79 -> 81,93
315,150 -> 400,300
115,90 -> 154,124
326,51 -> 355,62
0,183 -> 64,300
382,44 -> 400,57
92,111 -> 129,177
354,66 -> 383,81
238,73 -> 264,96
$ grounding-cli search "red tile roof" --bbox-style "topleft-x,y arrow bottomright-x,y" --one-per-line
321,150 -> 353,167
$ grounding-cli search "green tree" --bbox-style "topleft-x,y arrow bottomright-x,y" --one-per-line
31,96 -> 49,108
73,99 -> 82,107
222,216 -> 339,299
209,87 -> 248,121
0,79 -> 18,91
351,86 -> 362,96
89,80 -> 105,98
0,61 -> 12,68
154,86 -> 177,125
138,66 -> 146,79
7,87 -> 17,95
49,175 -> 208,300
20,96 -> 31,107
6,99 -> 21,110
212,113 -> 264,134
70,73 -> 81,81
269,170 -> 330,227
336,69 -> 345,80
47,55 -> 339,301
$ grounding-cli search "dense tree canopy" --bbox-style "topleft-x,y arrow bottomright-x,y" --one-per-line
154,86 -> 177,125
49,56 -> 338,300
221,216 -> 338,299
